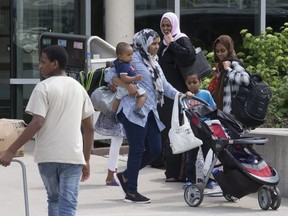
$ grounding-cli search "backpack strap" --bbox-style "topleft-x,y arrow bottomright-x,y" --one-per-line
79,71 -> 86,89
98,67 -> 106,87
86,70 -> 94,91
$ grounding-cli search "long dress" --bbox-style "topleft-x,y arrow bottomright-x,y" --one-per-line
94,112 -> 125,137
157,36 -> 196,181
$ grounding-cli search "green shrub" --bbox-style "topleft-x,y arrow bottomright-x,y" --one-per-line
240,23 -> 288,127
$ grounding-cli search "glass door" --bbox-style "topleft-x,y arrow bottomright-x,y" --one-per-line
0,0 -> 11,118
0,0 -> 82,121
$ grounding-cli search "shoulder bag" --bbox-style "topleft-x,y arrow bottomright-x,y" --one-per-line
168,92 -> 203,154
178,47 -> 212,79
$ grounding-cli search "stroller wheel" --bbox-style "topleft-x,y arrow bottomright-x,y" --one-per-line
270,187 -> 281,210
184,184 -> 203,207
258,187 -> 271,210
223,193 -> 238,202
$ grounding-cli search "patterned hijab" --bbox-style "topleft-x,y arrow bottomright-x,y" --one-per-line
133,28 -> 164,106
160,12 -> 187,55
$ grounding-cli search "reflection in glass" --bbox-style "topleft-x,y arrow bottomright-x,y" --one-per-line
135,0 -> 288,51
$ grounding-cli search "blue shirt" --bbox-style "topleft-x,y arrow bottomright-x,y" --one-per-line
105,51 -> 178,130
114,58 -> 136,77
184,89 -> 216,109
183,89 -> 216,121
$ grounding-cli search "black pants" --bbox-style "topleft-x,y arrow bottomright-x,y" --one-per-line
185,130 -> 211,183
158,97 -> 186,180
164,139 -> 186,181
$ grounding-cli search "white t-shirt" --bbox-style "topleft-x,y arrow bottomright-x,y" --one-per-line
25,76 -> 95,164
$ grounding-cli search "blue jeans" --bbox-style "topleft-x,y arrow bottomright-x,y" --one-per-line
117,111 -> 162,193
38,163 -> 83,216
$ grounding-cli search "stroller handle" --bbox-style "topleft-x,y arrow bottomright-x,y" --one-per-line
228,136 -> 268,145
179,95 -> 210,107
214,137 -> 268,148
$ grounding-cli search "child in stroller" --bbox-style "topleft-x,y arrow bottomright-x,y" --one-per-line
181,95 -> 281,210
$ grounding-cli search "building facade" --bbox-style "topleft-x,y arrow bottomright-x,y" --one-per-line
0,0 -> 287,121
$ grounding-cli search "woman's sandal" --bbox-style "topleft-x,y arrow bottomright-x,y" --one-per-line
106,180 -> 119,186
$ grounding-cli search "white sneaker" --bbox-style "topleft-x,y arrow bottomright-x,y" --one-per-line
205,185 -> 223,196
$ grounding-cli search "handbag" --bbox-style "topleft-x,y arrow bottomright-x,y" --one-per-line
178,47 -> 212,79
168,92 -> 203,154
90,86 -> 116,114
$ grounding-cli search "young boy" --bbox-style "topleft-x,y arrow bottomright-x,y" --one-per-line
0,45 -> 95,215
112,42 -> 147,118
183,71 -> 215,113
183,71 -> 221,194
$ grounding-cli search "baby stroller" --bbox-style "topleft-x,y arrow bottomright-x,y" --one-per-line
181,95 -> 281,210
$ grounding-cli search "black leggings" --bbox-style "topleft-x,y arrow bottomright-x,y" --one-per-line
185,132 -> 211,183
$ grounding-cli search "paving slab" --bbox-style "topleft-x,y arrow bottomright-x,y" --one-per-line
1,140 -> 287,216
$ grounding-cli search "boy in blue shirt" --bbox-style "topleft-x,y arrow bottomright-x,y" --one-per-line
183,71 -> 221,194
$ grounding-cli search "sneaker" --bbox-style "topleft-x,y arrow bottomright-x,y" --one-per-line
133,108 -> 145,118
205,184 -> 223,196
183,182 -> 193,190
124,192 -> 151,204
114,172 -> 127,194
206,181 -> 218,189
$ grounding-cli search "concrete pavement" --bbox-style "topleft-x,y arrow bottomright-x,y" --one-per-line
1,140 -> 288,216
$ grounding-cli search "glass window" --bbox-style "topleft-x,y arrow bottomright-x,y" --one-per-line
15,0 -> 79,79
0,0 -> 11,118
0,0 -> 81,119
180,0 -> 261,50
266,0 -> 288,31
135,0 -> 288,51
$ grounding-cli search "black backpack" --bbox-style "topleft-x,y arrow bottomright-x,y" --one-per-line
231,73 -> 272,128
80,67 -> 108,96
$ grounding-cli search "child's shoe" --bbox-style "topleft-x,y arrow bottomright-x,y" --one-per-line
183,182 -> 193,190
205,181 -> 222,196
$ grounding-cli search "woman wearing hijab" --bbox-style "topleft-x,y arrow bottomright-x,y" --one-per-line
157,12 -> 196,182
105,28 -> 191,204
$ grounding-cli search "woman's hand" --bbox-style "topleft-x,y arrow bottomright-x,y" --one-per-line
109,85 -> 117,93
222,61 -> 232,71
164,33 -> 174,45
126,84 -> 138,97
